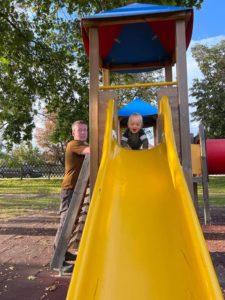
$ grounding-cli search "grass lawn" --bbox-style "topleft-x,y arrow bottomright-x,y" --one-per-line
198,176 -> 225,207
0,178 -> 62,219
0,176 -> 224,220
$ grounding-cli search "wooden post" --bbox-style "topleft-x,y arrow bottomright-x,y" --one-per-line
153,125 -> 157,146
156,113 -> 164,145
118,118 -> 122,144
176,19 -> 194,199
165,64 -> 173,82
102,68 -> 110,86
98,90 -> 116,161
193,180 -> 200,215
113,97 -> 119,143
158,87 -> 181,160
199,124 -> 211,224
89,28 -> 99,194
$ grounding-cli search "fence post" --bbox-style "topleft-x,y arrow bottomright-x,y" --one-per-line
48,164 -> 51,180
20,165 -> 23,180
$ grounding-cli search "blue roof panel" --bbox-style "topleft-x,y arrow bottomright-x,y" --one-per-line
106,22 -> 170,65
118,98 -> 158,117
84,3 -> 191,19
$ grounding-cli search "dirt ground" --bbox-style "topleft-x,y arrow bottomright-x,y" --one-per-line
0,207 -> 224,299
0,211 -> 70,300
200,207 -> 225,297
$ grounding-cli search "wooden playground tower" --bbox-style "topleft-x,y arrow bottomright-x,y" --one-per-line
51,4 -> 214,272
82,3 -> 194,196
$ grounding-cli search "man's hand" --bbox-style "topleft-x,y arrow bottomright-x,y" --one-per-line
81,146 -> 90,154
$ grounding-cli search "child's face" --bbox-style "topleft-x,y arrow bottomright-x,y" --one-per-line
128,116 -> 142,134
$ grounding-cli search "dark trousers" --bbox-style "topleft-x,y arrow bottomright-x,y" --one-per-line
54,188 -> 74,250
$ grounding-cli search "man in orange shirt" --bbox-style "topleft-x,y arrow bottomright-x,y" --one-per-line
54,120 -> 90,274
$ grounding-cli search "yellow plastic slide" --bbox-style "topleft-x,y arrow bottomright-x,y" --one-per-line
67,97 -> 223,299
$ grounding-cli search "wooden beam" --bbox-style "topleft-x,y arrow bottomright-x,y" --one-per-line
89,27 -> 99,194
82,11 -> 190,29
103,60 -> 172,71
102,68 -> 110,86
176,19 -> 193,199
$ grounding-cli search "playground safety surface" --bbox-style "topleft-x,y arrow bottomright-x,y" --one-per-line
0,208 -> 224,299
0,211 -> 70,300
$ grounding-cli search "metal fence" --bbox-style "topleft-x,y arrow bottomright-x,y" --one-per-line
0,164 -> 65,179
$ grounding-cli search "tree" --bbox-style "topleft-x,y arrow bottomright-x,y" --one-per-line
0,143 -> 42,167
0,0 -> 203,147
113,71 -> 164,108
190,40 -> 225,138
34,113 -> 66,166
0,0 -> 88,148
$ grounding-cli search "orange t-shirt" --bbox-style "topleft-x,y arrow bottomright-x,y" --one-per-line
61,140 -> 88,189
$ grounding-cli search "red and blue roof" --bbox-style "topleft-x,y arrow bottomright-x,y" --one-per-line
81,3 -> 193,73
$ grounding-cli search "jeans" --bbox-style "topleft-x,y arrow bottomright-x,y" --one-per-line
54,188 -> 74,250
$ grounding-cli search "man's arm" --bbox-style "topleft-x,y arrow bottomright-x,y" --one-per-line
80,146 -> 90,155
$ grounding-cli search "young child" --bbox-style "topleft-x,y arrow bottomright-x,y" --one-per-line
121,112 -> 149,150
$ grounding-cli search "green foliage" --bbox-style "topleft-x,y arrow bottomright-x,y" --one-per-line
0,143 -> 43,166
0,0 -> 87,147
190,40 -> 225,138
114,71 -> 164,108
0,0 -> 203,147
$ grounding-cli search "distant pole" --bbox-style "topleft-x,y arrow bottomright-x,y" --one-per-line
199,124 -> 211,224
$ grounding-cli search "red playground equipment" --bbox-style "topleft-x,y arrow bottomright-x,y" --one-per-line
207,139 -> 225,175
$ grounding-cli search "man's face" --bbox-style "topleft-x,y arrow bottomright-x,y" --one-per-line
72,124 -> 88,141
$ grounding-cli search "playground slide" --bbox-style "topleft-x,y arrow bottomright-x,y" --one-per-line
67,97 -> 223,300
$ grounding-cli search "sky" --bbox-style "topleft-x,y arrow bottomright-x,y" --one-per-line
186,0 -> 225,134
192,0 -> 225,41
